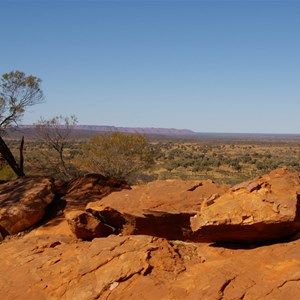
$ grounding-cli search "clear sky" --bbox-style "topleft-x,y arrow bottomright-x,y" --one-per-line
1,0 -> 300,134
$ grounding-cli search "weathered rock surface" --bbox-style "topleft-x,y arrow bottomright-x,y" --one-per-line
27,215 -> 75,238
27,174 -> 130,239
86,179 -> 230,240
65,210 -> 116,239
0,177 -> 56,238
1,233 -> 300,299
2,169 -> 300,299
62,174 -> 130,211
191,168 -> 300,243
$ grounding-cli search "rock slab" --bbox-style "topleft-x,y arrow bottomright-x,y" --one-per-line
191,168 -> 300,243
1,234 -> 300,299
86,179 -> 230,240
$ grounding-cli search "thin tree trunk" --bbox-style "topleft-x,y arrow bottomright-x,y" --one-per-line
0,135 -> 25,177
58,148 -> 71,179
19,136 -> 24,175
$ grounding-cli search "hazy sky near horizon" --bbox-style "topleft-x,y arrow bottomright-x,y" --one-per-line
2,0 -> 300,134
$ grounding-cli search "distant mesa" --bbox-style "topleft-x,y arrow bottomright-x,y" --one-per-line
73,125 -> 195,135
10,125 -> 300,140
16,125 -> 195,136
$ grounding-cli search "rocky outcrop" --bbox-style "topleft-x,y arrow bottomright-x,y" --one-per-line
191,168 -> 300,243
1,233 -> 300,299
62,174 -> 130,211
2,169 -> 300,298
26,174 -> 130,239
86,180 -> 230,240
0,177 -> 56,238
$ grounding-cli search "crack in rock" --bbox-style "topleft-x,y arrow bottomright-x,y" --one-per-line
218,276 -> 237,300
278,278 -> 300,289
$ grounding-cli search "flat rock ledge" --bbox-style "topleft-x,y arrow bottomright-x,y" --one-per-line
1,234 -> 300,299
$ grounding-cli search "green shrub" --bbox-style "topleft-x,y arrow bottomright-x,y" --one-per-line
82,132 -> 154,180
0,165 -> 17,181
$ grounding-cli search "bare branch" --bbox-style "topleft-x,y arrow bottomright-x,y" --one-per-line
35,115 -> 78,179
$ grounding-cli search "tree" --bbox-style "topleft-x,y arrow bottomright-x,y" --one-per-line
0,71 -> 44,177
82,132 -> 154,180
35,115 -> 78,179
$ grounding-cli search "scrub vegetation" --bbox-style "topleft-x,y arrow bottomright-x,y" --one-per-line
2,133 -> 300,185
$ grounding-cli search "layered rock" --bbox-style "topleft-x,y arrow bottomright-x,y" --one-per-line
1,233 -> 300,299
86,179 -> 230,240
191,168 -> 300,243
0,177 -> 56,238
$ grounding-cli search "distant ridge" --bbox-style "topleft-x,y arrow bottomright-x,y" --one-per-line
8,126 -> 300,142
74,125 -> 195,135
17,125 -> 195,136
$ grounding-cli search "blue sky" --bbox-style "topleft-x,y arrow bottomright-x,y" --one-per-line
1,0 -> 300,133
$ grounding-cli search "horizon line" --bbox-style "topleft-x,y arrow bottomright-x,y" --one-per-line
16,124 -> 300,136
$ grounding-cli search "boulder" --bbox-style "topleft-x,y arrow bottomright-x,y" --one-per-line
191,168 -> 300,243
0,177 -> 56,237
65,210 -> 115,239
87,179 -> 230,240
1,233 -> 300,299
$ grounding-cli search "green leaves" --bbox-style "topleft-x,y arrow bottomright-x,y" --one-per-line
0,70 -> 44,178
82,132 -> 154,179
0,70 -> 44,129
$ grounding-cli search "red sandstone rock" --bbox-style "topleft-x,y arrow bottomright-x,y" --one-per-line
1,170 -> 300,299
25,175 -> 129,239
1,233 -> 300,299
65,210 -> 115,239
191,168 -> 300,243
27,215 -> 75,238
62,174 -> 130,211
86,179 -> 230,240
0,177 -> 56,237
56,174 -> 129,239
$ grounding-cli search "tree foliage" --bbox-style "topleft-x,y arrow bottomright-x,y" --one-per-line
0,71 -> 44,130
0,70 -> 44,177
82,132 -> 154,180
